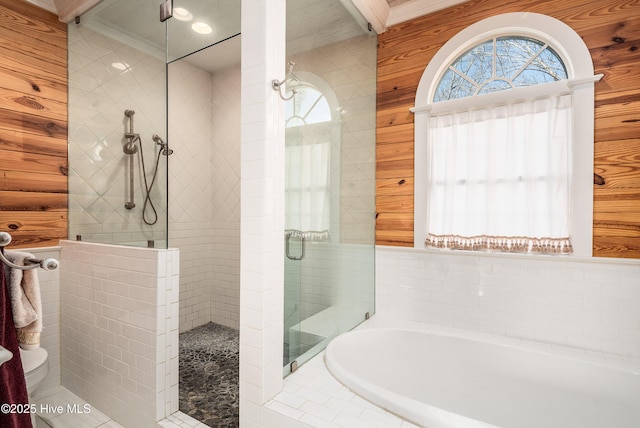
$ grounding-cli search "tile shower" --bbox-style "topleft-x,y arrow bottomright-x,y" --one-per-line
167,58 -> 241,333
67,20 -> 167,247
64,8 -> 241,427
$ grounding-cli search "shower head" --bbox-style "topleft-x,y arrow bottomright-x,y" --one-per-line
124,109 -> 135,117
152,134 -> 173,156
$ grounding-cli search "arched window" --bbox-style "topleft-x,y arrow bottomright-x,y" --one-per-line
284,76 -> 339,240
433,36 -> 568,101
413,13 -> 602,256
285,85 -> 332,128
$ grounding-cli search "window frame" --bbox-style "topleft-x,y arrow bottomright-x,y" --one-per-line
413,12 -> 601,257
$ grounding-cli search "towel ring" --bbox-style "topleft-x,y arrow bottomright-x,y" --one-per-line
0,232 -> 59,271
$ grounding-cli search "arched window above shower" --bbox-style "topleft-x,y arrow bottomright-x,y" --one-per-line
285,84 -> 332,128
284,72 -> 341,240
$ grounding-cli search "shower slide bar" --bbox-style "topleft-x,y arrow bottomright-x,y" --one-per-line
0,232 -> 59,271
121,109 -> 172,224
124,109 -> 138,210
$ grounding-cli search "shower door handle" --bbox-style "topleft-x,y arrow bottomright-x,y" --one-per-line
285,233 -> 305,261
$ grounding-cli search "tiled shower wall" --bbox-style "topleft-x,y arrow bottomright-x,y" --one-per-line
376,246 -> 640,359
59,240 -> 179,427
168,58 -> 241,332
67,21 -> 167,246
70,15 -> 242,333
209,65 -> 242,329
168,60 -> 214,332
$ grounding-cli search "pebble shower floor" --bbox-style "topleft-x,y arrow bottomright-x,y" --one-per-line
179,322 -> 239,427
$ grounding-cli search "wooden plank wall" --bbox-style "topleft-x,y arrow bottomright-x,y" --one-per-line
376,0 -> 640,259
0,0 -> 67,248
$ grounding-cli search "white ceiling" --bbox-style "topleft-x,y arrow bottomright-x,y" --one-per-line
27,0 -> 418,17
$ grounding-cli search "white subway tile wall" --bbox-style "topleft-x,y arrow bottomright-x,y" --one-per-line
376,246 -> 640,359
239,0 -> 287,424
60,241 -> 179,428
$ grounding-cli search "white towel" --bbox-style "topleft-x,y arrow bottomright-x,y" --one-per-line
3,250 -> 42,349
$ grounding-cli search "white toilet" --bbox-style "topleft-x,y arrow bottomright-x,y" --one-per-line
19,347 -> 49,427
20,347 -> 49,395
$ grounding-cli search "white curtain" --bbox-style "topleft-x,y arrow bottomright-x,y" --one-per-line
426,94 -> 573,253
285,126 -> 331,239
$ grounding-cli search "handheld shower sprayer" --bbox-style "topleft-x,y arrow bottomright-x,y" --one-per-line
122,108 -> 173,224
152,134 -> 173,156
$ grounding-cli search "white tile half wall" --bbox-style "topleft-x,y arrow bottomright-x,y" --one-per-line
59,240 -> 179,428
376,246 -> 640,359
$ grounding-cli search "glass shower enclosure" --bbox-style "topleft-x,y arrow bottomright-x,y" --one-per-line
283,0 -> 377,374
67,0 -> 169,248
67,0 -> 376,378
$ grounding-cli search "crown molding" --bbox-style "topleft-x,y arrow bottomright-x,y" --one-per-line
53,0 -> 101,23
349,0 -> 390,33
387,0 -> 469,27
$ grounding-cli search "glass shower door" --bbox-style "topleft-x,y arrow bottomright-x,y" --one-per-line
283,0 -> 377,375
283,123 -> 334,374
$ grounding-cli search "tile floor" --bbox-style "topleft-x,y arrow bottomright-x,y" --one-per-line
30,318 -> 419,428
267,350 -> 418,428
32,386 -> 207,428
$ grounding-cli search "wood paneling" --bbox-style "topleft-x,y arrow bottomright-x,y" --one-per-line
376,0 -> 640,258
0,0 -> 67,249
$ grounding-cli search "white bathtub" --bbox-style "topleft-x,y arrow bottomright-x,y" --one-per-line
325,328 -> 640,428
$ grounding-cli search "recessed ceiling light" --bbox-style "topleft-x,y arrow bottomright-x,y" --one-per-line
173,7 -> 193,21
191,22 -> 212,35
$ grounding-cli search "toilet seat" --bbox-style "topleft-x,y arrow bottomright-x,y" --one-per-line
19,347 -> 48,374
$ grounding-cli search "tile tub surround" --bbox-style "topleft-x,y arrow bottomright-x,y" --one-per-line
59,240 -> 179,428
376,246 -> 640,359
